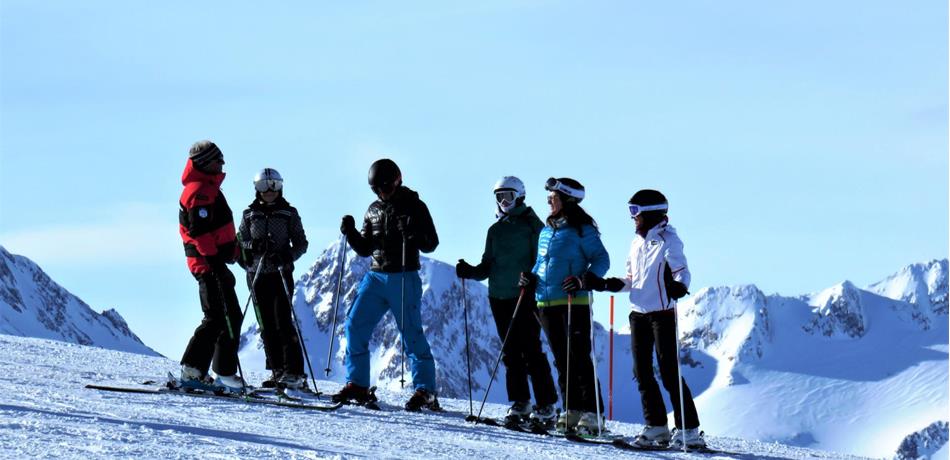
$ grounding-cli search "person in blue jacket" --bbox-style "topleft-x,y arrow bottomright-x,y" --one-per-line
518,177 -> 610,435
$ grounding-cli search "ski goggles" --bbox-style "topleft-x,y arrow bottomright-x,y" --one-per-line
495,190 -> 517,204
628,203 -> 668,218
544,178 -> 584,200
371,182 -> 397,195
254,179 -> 283,192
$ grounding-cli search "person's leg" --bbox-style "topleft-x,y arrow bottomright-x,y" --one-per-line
566,304 -> 602,414
388,271 -> 436,392
210,267 -> 244,376
518,299 -> 558,407
180,272 -> 225,374
275,270 -> 304,375
653,310 -> 700,429
489,297 -> 530,402
343,272 -> 389,387
537,305 -> 570,409
630,311 -> 668,427
254,273 -> 284,373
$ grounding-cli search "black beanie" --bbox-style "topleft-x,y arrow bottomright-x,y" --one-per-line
189,140 -> 223,170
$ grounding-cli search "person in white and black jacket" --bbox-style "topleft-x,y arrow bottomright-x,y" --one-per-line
237,168 -> 309,390
584,189 -> 705,450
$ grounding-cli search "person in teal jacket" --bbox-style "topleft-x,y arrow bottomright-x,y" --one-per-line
456,176 -> 559,427
519,177 -> 609,435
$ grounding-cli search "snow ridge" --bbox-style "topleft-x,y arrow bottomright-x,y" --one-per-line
0,245 -> 157,356
894,421 -> 949,460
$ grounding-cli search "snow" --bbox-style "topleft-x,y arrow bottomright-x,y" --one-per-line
0,333 -> 870,459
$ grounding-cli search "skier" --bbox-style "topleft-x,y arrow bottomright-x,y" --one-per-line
237,168 -> 310,390
518,177 -> 609,435
456,176 -> 559,428
584,189 -> 706,449
333,159 -> 441,411
177,140 -> 246,392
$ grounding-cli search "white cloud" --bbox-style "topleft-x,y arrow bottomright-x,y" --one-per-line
0,203 -> 182,268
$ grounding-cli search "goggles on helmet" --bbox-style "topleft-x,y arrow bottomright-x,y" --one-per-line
254,179 -> 283,192
544,178 -> 584,200
628,203 -> 668,218
371,182 -> 396,195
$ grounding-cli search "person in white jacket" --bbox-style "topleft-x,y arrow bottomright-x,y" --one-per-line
584,189 -> 705,450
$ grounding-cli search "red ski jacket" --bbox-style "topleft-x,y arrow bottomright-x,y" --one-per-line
178,159 -> 238,275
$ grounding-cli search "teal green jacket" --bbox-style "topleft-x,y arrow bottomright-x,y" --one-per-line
470,205 -> 544,300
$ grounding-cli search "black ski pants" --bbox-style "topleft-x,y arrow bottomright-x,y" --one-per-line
630,309 -> 700,429
251,271 -> 304,376
537,303 -> 604,414
489,296 -> 558,406
181,266 -> 244,376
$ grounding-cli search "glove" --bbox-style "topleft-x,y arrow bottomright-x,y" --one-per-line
667,280 -> 689,300
518,271 -> 537,290
604,278 -> 626,293
583,272 -> 606,291
248,238 -> 268,253
561,275 -> 584,294
341,215 -> 357,235
456,259 -> 476,279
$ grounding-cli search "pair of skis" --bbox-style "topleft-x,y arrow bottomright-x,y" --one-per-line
86,373 -> 342,411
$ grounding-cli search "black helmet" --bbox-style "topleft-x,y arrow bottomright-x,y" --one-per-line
368,159 -> 401,194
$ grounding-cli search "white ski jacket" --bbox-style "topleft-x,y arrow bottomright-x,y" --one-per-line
620,221 -> 691,313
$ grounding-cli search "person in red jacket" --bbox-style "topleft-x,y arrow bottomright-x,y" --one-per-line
177,140 -> 246,393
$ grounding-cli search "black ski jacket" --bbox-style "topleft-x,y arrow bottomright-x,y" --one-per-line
237,196 -> 308,274
345,186 -> 439,272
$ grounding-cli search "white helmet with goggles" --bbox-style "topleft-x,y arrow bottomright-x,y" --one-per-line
544,177 -> 585,203
254,168 -> 284,193
493,176 -> 526,213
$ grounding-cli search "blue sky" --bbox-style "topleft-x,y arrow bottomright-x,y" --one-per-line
1,1 -> 946,360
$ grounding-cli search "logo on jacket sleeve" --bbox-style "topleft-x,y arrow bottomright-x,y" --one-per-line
198,208 -> 209,218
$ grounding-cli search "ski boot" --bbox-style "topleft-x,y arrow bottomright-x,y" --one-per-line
331,382 -> 379,409
174,366 -> 217,392
574,412 -> 607,437
261,370 -> 282,388
213,374 -> 248,395
670,427 -> 706,450
555,410 -> 583,434
528,403 -> 558,432
503,400 -> 532,427
633,425 -> 671,448
404,388 -> 441,412
277,373 -> 307,390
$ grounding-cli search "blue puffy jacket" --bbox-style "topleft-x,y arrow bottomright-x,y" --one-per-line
532,220 -> 610,307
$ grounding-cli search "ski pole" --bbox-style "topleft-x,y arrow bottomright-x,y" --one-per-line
473,288 -> 526,423
609,295 -> 614,421
565,293 -> 573,429
324,235 -> 348,376
588,291 -> 603,435
212,267 -> 250,397
399,232 -> 407,389
241,255 -> 267,324
278,264 -> 320,394
674,303 -> 687,452
462,278 -> 474,417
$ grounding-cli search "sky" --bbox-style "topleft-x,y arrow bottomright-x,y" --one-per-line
1,1 -> 947,360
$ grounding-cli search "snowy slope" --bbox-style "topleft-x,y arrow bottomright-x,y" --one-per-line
0,333 -> 867,459
237,242 -> 947,459
0,245 -> 157,356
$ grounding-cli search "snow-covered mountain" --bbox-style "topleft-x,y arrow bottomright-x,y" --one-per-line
239,243 -> 947,459
0,245 -> 157,356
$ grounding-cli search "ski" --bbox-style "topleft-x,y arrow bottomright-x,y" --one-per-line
85,384 -> 343,411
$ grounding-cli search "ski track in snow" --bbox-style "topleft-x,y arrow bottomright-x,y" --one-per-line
0,335 -> 870,459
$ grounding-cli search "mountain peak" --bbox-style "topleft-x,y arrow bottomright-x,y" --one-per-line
803,281 -> 867,339
869,259 -> 948,318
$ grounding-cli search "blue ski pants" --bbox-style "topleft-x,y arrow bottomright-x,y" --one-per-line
344,270 -> 436,392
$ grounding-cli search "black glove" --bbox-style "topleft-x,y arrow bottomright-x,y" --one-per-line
518,271 -> 536,289
667,280 -> 689,300
583,272 -> 606,291
456,259 -> 476,279
604,278 -> 626,293
561,275 -> 584,294
341,215 -> 357,235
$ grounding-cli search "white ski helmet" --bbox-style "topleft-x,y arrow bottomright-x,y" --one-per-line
254,168 -> 283,192
493,176 -> 526,213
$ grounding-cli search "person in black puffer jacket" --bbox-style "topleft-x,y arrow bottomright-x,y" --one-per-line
333,159 -> 441,412
237,168 -> 309,390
